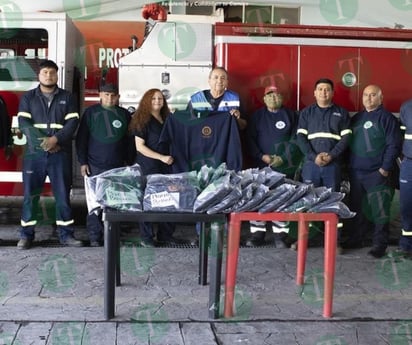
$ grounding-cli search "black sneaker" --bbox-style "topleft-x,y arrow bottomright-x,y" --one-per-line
245,232 -> 265,247
17,238 -> 32,250
273,233 -> 287,249
61,237 -> 84,247
140,239 -> 155,248
368,247 -> 386,259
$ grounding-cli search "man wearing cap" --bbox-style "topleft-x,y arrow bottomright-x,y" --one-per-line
245,85 -> 302,247
17,59 -> 83,249
76,83 -> 132,246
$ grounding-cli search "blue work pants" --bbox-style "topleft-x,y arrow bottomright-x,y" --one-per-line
348,169 -> 393,249
20,151 -> 74,242
399,158 -> 412,252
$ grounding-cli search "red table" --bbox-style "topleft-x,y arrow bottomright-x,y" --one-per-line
224,212 -> 339,318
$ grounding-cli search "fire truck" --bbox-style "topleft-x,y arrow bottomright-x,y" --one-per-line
0,12 -> 84,200
119,20 -> 412,116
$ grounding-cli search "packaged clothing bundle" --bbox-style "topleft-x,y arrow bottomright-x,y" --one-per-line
193,172 -> 238,213
143,171 -> 200,212
92,164 -> 144,212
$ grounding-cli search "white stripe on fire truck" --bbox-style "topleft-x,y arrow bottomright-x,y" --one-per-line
0,172 -> 50,183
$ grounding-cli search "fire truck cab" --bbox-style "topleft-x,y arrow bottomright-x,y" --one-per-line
0,12 -> 84,197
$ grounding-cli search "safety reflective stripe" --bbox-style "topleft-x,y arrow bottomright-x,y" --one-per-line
250,222 -> 266,233
223,100 -> 240,107
191,101 -> 212,109
271,221 -> 290,234
65,112 -> 79,120
17,111 -> 31,119
400,125 -> 406,130
21,220 -> 37,227
405,134 -> 412,140
308,132 -> 341,141
50,124 -> 63,129
297,128 -> 308,135
34,123 -> 64,129
56,219 -> 74,226
402,229 -> 412,236
340,129 -> 352,136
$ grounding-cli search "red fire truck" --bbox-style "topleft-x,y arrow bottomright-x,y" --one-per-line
0,12 -> 84,198
119,21 -> 412,116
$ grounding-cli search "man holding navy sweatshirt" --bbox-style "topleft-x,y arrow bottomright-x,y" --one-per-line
345,85 -> 401,258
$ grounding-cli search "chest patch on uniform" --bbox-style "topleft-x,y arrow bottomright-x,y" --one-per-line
363,121 -> 373,129
202,126 -> 212,137
112,120 -> 122,129
275,121 -> 286,129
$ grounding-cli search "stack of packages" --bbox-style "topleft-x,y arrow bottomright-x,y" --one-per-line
85,163 -> 355,219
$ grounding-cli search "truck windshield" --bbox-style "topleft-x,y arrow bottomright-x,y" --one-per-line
0,28 -> 48,82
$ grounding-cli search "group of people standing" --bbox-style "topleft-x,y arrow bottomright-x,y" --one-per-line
12,60 -> 412,261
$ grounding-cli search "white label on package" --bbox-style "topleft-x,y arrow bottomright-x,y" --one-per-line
106,188 -> 137,205
150,191 -> 179,209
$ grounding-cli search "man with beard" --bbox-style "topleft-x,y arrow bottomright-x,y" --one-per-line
17,60 -> 83,249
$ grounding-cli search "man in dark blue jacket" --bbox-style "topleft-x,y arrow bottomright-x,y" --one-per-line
346,85 -> 402,258
17,60 -> 82,249
297,78 -> 351,252
245,85 -> 302,248
398,98 -> 412,258
76,83 -> 131,246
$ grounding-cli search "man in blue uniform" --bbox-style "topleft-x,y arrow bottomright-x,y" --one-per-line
245,85 -> 302,248
397,99 -> 412,258
76,83 -> 132,246
346,85 -> 401,258
188,66 -> 247,130
17,60 -> 83,249
297,78 -> 351,252
297,78 -> 351,192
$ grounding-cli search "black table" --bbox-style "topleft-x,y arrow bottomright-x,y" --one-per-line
102,208 -> 227,320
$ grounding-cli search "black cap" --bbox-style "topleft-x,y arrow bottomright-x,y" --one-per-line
99,83 -> 118,93
39,60 -> 58,71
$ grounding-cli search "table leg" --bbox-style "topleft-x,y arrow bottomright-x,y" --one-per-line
296,219 -> 309,286
199,222 -> 208,285
115,223 -> 121,286
224,215 -> 241,318
323,216 -> 338,318
208,221 -> 223,319
104,220 -> 116,320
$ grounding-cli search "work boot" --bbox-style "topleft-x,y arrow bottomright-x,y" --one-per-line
61,237 -> 84,247
17,238 -> 32,250
273,233 -> 287,249
245,231 -> 265,247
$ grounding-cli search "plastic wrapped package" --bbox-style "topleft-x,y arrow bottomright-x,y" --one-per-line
312,201 -> 356,219
193,173 -> 233,213
258,183 -> 297,213
283,186 -> 320,212
206,185 -> 243,214
276,183 -> 312,211
143,171 -> 200,212
259,166 -> 285,189
84,175 -> 100,214
232,183 -> 270,212
308,192 -> 346,212
94,164 -> 144,212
